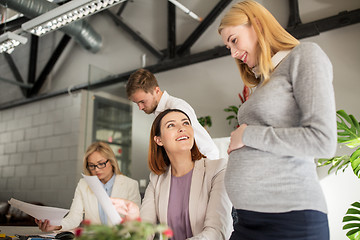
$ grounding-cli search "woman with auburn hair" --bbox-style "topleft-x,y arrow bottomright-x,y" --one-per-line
218,1 -> 336,239
35,141 -> 141,232
112,109 -> 233,240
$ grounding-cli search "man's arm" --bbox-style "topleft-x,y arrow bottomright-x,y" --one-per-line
172,99 -> 220,160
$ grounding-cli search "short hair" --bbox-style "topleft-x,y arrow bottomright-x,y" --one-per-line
126,69 -> 159,98
218,0 -> 299,87
83,141 -> 122,176
148,109 -> 204,175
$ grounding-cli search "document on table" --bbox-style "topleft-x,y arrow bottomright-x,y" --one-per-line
82,174 -> 122,225
8,198 -> 69,226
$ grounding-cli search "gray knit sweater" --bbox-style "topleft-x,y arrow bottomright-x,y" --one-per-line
225,42 -> 337,214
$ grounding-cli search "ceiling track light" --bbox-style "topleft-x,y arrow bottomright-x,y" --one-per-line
22,0 -> 127,37
168,0 -> 202,22
0,31 -> 28,54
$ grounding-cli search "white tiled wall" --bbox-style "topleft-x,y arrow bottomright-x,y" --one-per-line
0,93 -> 83,208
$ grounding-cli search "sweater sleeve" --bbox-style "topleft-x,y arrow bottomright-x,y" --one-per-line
243,43 -> 337,158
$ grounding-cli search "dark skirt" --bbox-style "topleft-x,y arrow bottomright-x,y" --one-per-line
230,209 -> 329,240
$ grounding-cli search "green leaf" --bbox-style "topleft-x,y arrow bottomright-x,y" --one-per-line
346,208 -> 360,215
328,158 -> 342,172
198,116 -> 212,128
344,223 -> 360,230
354,232 -> 360,240
350,115 -> 360,134
344,216 -> 360,222
205,116 -> 212,127
346,138 -> 360,149
338,110 -> 354,126
350,148 -> 360,162
336,110 -> 360,148
352,202 -> 360,208
350,148 -> 360,177
76,221 -> 172,240
347,228 -> 360,237
198,118 -> 205,127
318,110 -> 360,181
343,201 -> 360,239
317,155 -> 350,174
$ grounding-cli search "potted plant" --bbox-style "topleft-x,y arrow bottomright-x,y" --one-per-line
75,219 -> 173,240
317,110 -> 360,240
224,86 -> 249,129
198,116 -> 212,130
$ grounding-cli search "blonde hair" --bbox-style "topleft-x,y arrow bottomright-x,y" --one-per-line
218,0 -> 299,87
83,141 -> 122,176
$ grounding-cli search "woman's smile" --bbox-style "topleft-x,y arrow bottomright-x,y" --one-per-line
176,135 -> 189,141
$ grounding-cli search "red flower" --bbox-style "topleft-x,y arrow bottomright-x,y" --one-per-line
82,219 -> 91,226
136,217 -> 142,222
238,86 -> 249,103
74,227 -> 83,237
163,228 -> 173,238
243,85 -> 249,101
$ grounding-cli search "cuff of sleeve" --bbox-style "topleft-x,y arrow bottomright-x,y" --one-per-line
242,125 -> 266,150
242,125 -> 252,147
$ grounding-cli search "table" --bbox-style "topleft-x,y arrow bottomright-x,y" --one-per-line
0,226 -> 54,238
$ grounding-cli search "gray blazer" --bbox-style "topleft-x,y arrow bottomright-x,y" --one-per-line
140,158 -> 233,240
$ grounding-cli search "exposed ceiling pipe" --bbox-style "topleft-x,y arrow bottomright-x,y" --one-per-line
1,0 -> 102,53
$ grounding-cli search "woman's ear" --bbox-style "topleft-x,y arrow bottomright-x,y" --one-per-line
154,136 -> 163,146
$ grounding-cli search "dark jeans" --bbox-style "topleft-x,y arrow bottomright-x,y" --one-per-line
230,209 -> 329,240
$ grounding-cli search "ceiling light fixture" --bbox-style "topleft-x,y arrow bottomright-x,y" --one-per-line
168,0 -> 202,22
0,31 -> 28,54
22,0 -> 127,37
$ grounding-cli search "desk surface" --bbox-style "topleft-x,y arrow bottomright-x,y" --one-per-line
0,226 -> 44,236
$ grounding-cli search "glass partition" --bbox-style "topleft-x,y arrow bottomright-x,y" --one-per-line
92,95 -> 132,174
81,65 -> 132,175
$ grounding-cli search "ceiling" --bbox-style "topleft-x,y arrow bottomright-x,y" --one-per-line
0,0 -> 359,110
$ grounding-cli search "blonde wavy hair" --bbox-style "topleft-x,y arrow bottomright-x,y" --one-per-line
218,0 -> 299,87
83,141 -> 122,176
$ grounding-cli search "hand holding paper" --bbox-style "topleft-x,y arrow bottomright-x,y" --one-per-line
82,174 -> 122,225
8,198 -> 69,226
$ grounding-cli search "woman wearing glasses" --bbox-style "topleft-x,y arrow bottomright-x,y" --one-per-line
35,141 -> 141,231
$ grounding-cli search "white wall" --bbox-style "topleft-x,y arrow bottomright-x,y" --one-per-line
0,94 -> 83,208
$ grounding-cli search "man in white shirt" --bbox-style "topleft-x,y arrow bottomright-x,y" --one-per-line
126,69 -> 219,160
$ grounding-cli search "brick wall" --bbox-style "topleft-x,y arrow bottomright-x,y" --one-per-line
0,93 -> 83,209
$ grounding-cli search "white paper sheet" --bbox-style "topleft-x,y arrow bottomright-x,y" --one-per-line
82,174 -> 122,225
8,198 -> 69,226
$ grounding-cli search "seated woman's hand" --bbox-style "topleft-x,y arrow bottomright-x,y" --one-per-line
111,198 -> 140,221
35,218 -> 62,232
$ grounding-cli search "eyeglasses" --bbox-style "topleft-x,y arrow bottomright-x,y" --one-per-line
87,159 -> 109,171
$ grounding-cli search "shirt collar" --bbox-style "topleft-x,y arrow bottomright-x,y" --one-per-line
252,50 -> 291,78
155,90 -> 169,115
102,173 -> 115,190
272,50 -> 291,68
